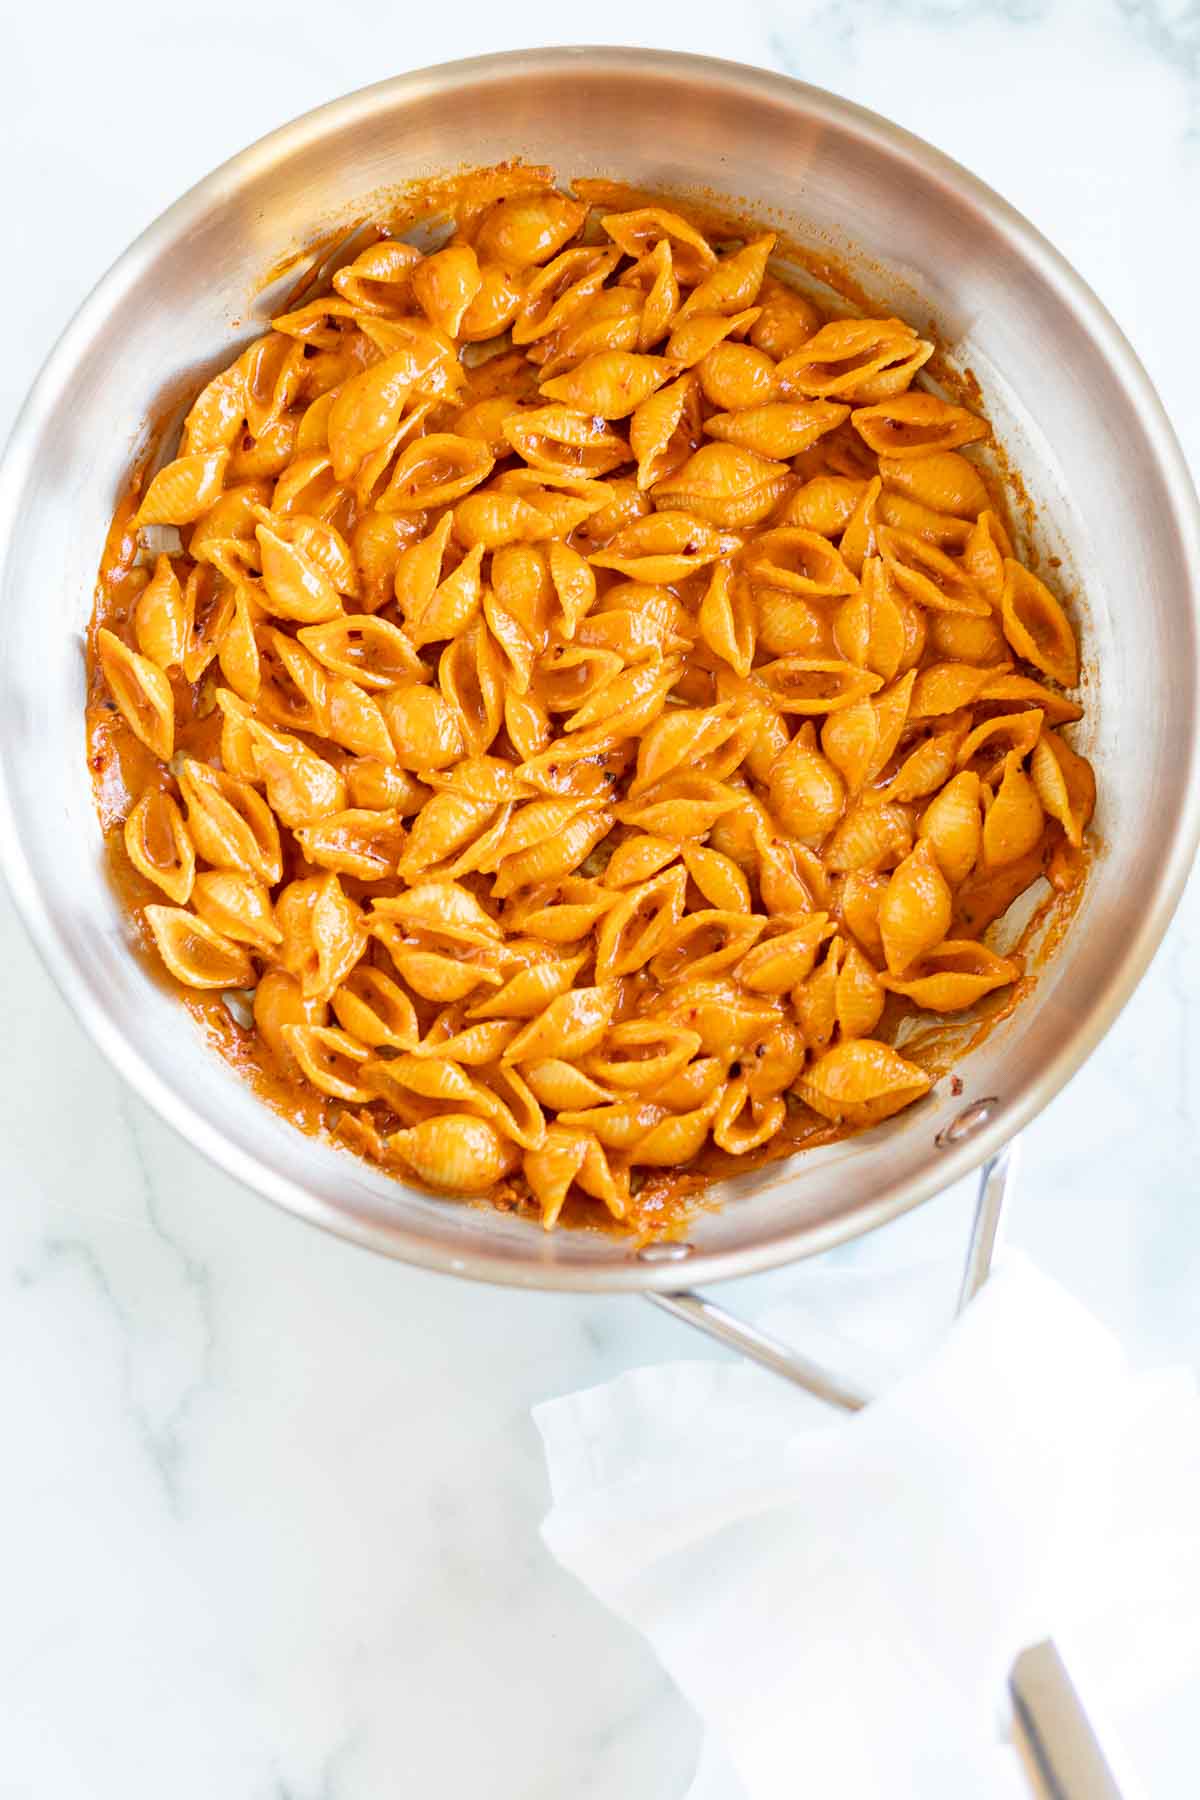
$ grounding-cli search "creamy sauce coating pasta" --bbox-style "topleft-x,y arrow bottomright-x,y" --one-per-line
86,174 -> 1094,1236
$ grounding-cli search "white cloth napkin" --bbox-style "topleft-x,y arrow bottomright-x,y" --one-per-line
535,1252 -> 1200,1799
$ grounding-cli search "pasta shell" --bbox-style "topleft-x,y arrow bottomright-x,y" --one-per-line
372,881 -> 502,949
632,1092 -> 723,1166
976,673 -> 1082,727
277,874 -> 366,1002
503,404 -> 630,478
411,244 -> 484,336
876,489 -> 972,551
778,475 -> 866,537
631,703 -> 741,797
294,808 -> 405,880
492,807 -> 612,898
961,511 -> 1013,608
601,207 -> 717,284
880,721 -> 970,804
297,616 -> 422,689
503,984 -> 618,1063
956,708 -> 1045,776
681,843 -> 751,912
585,1021 -> 703,1094
475,190 -> 587,268
1030,731 -> 1095,849
123,790 -> 195,905
136,451 -> 228,526
698,341 -> 777,411
469,953 -> 588,1020
245,718 -> 347,828
344,759 -> 427,814
144,905 -> 255,990
839,477 -> 882,576
769,729 -> 845,840
757,657 -> 882,715
589,511 -> 737,584
652,1056 -> 727,1110
1000,560 -> 1079,688
322,679 -> 394,764
743,527 -> 858,599
541,351 -> 674,419
851,393 -> 988,458
522,1125 -> 592,1229
416,1021 -> 521,1067
256,523 -> 343,624
824,799 -> 913,874
630,374 -> 703,491
835,940 -> 886,1040
798,1039 -> 931,1126
332,240 -> 422,314
253,971 -> 328,1071
513,247 -> 621,345
649,910 -> 765,984
877,526 -> 991,618
177,759 -> 282,885
630,238 -> 680,350
379,433 -> 494,513
600,836 -> 678,889
96,630 -> 174,760
331,966 -> 419,1050
474,797 -> 600,873
594,866 -> 686,980
918,770 -> 983,886
879,451 -> 991,519
505,691 -> 551,762
748,276 -> 823,359
698,563 -> 755,677
181,360 -> 247,456
982,752 -> 1045,867
439,623 -> 505,757
881,940 -> 1021,1012
390,1114 -> 519,1194
777,318 -> 933,404
192,869 -> 281,952
737,916 -> 836,995
712,1079 -> 786,1155
705,400 -> 847,459
458,264 -> 524,342
381,682 -> 466,771
546,540 -> 597,639
676,234 -> 775,322
382,947 -> 500,1004
134,555 -> 189,669
615,774 -> 742,841
742,1019 -> 808,1101
653,444 -> 790,529
792,938 -> 843,1054
656,977 -> 781,1055
836,871 -> 890,962
879,840 -> 952,975
909,660 -> 1002,718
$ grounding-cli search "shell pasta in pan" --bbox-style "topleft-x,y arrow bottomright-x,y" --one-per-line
86,175 -> 1094,1234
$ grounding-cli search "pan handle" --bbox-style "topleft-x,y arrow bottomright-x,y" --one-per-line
644,1140 -> 1020,1410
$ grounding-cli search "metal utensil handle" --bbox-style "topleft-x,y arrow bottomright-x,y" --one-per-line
646,1141 -> 1019,1409
1010,1639 -> 1136,1800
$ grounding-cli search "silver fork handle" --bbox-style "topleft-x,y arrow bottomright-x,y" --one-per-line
645,1140 -> 1019,1409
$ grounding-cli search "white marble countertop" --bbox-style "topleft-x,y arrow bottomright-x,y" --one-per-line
2,5 -> 1198,1795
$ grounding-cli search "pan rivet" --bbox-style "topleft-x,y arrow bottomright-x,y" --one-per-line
936,1097 -> 998,1148
636,1241 -> 693,1263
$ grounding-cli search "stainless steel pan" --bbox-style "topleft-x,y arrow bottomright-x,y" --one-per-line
2,52 -> 1197,1368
